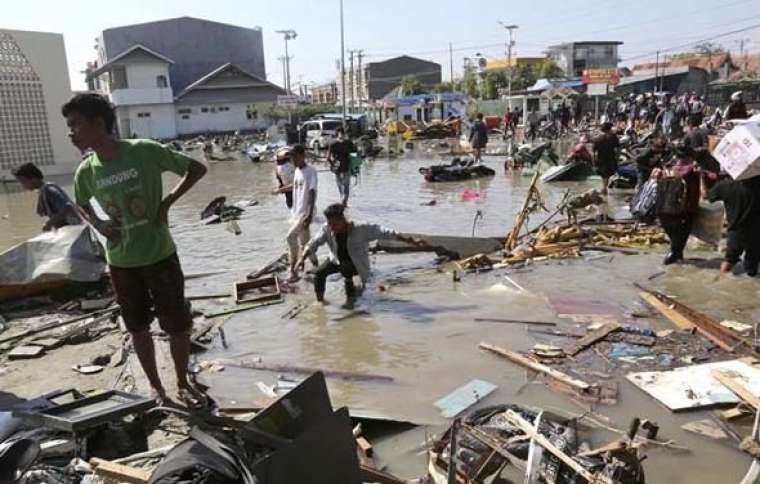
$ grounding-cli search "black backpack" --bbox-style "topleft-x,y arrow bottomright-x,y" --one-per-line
656,176 -> 688,217
149,428 -> 256,484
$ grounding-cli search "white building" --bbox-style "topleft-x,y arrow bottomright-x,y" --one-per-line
87,45 -> 177,139
86,17 -> 286,139
0,29 -> 80,176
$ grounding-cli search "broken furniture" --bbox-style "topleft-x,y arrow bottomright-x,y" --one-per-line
233,276 -> 281,305
13,390 -> 154,433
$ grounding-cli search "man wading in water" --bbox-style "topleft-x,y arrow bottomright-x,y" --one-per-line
63,93 -> 207,407
296,203 -> 428,309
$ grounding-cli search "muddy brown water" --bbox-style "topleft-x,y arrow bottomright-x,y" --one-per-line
0,142 -> 757,482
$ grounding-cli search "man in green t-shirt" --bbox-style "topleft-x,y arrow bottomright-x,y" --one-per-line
63,93 -> 207,407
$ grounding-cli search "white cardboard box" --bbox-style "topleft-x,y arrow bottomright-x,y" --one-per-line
713,122 -> 760,180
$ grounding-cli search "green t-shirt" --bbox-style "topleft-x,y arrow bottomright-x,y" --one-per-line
74,139 -> 193,268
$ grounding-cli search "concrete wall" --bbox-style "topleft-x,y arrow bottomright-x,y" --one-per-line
0,29 -> 80,176
101,17 -> 266,93
175,102 -> 256,135
125,59 -> 171,90
116,104 -> 177,139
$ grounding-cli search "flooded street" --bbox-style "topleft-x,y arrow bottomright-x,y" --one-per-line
1,145 -> 757,483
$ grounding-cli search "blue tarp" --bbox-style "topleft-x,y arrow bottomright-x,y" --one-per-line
383,92 -> 466,106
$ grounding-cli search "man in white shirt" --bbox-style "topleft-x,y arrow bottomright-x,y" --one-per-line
276,145 -> 318,280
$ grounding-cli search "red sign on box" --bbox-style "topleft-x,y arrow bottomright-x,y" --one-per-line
582,68 -> 620,85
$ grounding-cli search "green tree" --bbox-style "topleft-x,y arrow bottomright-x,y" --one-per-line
671,42 -> 726,60
459,64 -> 479,98
538,59 -> 564,79
511,64 -> 537,91
433,81 -> 456,93
479,71 -> 507,100
399,75 -> 423,95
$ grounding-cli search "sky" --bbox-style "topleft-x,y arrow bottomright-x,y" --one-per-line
4,0 -> 760,92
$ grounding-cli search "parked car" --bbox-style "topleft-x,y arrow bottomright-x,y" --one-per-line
299,119 -> 343,150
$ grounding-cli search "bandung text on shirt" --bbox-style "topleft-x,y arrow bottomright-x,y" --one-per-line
96,168 -> 139,190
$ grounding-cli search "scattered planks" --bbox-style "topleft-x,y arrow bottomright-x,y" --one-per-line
504,410 -> 613,484
637,285 -> 747,352
479,342 -> 590,391
564,322 -> 621,356
0,307 -> 119,345
505,172 -> 541,252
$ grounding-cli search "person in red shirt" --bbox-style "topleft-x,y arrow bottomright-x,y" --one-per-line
653,145 -> 701,265
567,135 -> 593,163
503,110 -> 513,135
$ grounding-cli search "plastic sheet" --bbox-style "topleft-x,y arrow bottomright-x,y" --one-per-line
0,225 -> 105,286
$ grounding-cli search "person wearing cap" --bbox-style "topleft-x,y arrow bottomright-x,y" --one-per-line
273,147 -> 295,209
296,203 -> 425,309
592,122 -> 620,195
653,144 -> 701,265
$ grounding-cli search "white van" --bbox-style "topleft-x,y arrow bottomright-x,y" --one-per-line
300,119 -> 342,150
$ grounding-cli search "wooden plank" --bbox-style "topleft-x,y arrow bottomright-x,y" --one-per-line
639,292 -> 694,329
356,436 -> 374,457
681,419 -> 728,440
0,307 -> 119,344
8,345 -> 45,359
434,379 -> 497,418
576,440 -> 627,457
90,457 -> 150,483
474,318 -> 556,326
565,322 -> 621,356
712,369 -> 760,409
222,360 -> 394,383
479,342 -> 590,391
505,410 -> 612,484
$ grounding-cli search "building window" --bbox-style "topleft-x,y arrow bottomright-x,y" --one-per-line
181,115 -> 190,120
177,108 -> 192,114
201,107 -> 209,113
604,46 -> 615,57
210,107 -> 216,113
156,75 -> 168,88
137,112 -> 151,118
218,106 -> 229,112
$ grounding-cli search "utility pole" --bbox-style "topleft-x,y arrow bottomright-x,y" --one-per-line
278,56 -> 287,91
449,42 -> 454,82
275,29 -> 297,93
654,50 -> 659,93
498,22 -> 518,110
356,49 -> 364,114
736,38 -> 750,70
348,49 -> 356,114
339,0 -> 347,127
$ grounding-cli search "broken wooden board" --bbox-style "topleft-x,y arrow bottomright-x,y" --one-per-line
233,276 -> 281,305
434,379 -> 497,418
8,345 -> 45,359
712,368 -> 760,409
90,457 -> 150,484
479,342 -> 590,391
681,419 -> 729,440
30,337 -> 63,350
373,233 -> 503,260
627,359 -> 760,411
638,292 -> 694,330
565,322 -> 621,356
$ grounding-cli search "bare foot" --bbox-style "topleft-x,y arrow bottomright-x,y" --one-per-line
151,386 -> 167,406
176,385 -> 206,410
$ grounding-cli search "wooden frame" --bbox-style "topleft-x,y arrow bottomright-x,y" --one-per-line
233,276 -> 281,305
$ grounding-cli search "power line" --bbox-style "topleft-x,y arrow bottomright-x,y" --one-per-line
621,21 -> 760,63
